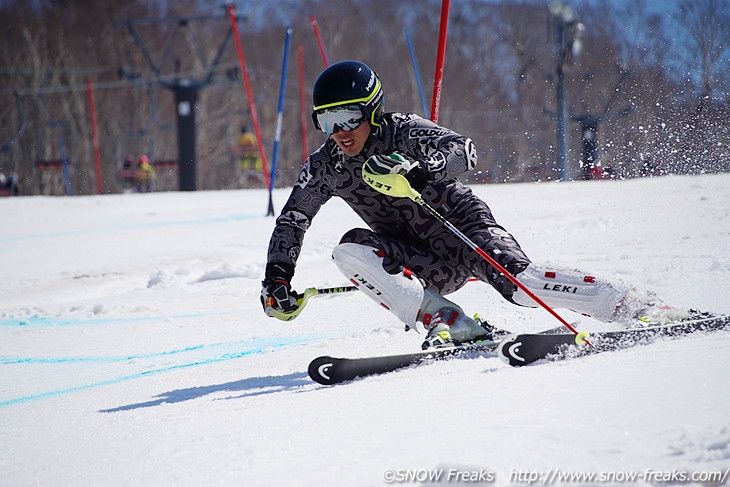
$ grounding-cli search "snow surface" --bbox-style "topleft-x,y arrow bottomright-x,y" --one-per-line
1,174 -> 729,487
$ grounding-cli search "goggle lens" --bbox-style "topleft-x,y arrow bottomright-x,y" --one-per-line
315,106 -> 365,135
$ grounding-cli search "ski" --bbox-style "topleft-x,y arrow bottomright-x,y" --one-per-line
308,340 -> 498,385
307,315 -> 729,384
497,314 -> 730,366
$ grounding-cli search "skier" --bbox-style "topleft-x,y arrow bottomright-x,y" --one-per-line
261,60 -> 691,350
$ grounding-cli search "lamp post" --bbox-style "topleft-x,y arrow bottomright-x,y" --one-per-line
549,2 -> 584,180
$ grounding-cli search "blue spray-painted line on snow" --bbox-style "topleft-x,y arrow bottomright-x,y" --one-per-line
0,212 -> 261,244
0,343 -> 209,364
0,332 -> 301,364
0,334 -> 322,409
0,311 -> 233,328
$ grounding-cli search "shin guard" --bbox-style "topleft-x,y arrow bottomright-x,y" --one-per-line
332,243 -> 425,326
511,264 -> 627,321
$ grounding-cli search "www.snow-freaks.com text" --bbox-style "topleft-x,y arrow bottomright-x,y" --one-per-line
381,467 -> 729,484
510,468 -> 729,484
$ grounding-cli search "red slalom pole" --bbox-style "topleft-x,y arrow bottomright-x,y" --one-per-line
86,80 -> 103,194
429,0 -> 450,123
226,5 -> 271,191
310,16 -> 330,68
297,45 -> 309,164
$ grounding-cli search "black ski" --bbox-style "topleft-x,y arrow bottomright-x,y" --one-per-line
307,315 -> 728,384
308,340 -> 498,385
497,314 -> 730,366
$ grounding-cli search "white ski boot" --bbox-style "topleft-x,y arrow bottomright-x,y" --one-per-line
416,288 -> 495,349
613,289 -> 695,325
332,242 -> 493,349
633,305 -> 694,325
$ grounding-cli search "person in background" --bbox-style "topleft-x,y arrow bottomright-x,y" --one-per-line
135,155 -> 155,193
236,126 -> 264,186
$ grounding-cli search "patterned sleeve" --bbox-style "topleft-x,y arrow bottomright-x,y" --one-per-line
395,114 -> 477,183
265,145 -> 334,272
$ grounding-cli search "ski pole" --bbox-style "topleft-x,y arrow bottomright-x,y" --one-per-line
270,285 -> 358,322
362,171 -> 590,344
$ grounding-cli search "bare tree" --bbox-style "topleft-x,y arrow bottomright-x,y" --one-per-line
674,0 -> 730,108
1,0 -> 726,196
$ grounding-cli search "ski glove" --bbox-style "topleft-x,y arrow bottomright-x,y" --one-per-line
261,263 -> 299,317
363,153 -> 428,192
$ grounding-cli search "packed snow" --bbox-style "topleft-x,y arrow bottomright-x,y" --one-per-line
1,174 -> 729,486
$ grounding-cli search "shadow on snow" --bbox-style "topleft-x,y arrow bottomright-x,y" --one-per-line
99,372 -> 311,413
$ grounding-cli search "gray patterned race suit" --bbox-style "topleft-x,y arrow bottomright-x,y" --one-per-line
266,112 -> 531,299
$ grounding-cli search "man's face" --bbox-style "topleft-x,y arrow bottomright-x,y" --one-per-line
330,121 -> 371,157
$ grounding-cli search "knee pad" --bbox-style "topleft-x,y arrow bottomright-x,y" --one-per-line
511,264 -> 627,321
332,243 -> 425,326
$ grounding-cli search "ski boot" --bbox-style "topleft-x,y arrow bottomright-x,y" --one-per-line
633,304 -> 709,325
421,305 -> 496,350
616,290 -> 699,325
332,242 -> 497,349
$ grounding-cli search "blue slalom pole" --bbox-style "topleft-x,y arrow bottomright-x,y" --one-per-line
59,135 -> 72,196
267,26 -> 292,216
405,29 -> 428,118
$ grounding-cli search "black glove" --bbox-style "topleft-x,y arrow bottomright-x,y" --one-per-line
364,153 -> 428,192
261,263 -> 299,317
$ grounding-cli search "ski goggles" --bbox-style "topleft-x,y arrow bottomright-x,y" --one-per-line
313,105 -> 366,135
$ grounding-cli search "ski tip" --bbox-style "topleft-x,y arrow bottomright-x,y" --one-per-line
308,356 -> 339,385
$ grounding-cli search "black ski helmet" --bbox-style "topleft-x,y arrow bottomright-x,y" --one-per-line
312,60 -> 384,131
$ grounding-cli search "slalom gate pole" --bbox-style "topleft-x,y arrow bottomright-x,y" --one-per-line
429,0 -> 450,123
267,26 -> 292,217
226,5 -> 271,193
405,29 -> 428,118
86,80 -> 103,194
297,45 -> 309,164
271,285 -> 358,322
310,16 -> 330,67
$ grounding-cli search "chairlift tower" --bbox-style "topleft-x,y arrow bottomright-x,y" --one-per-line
119,13 -> 238,191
